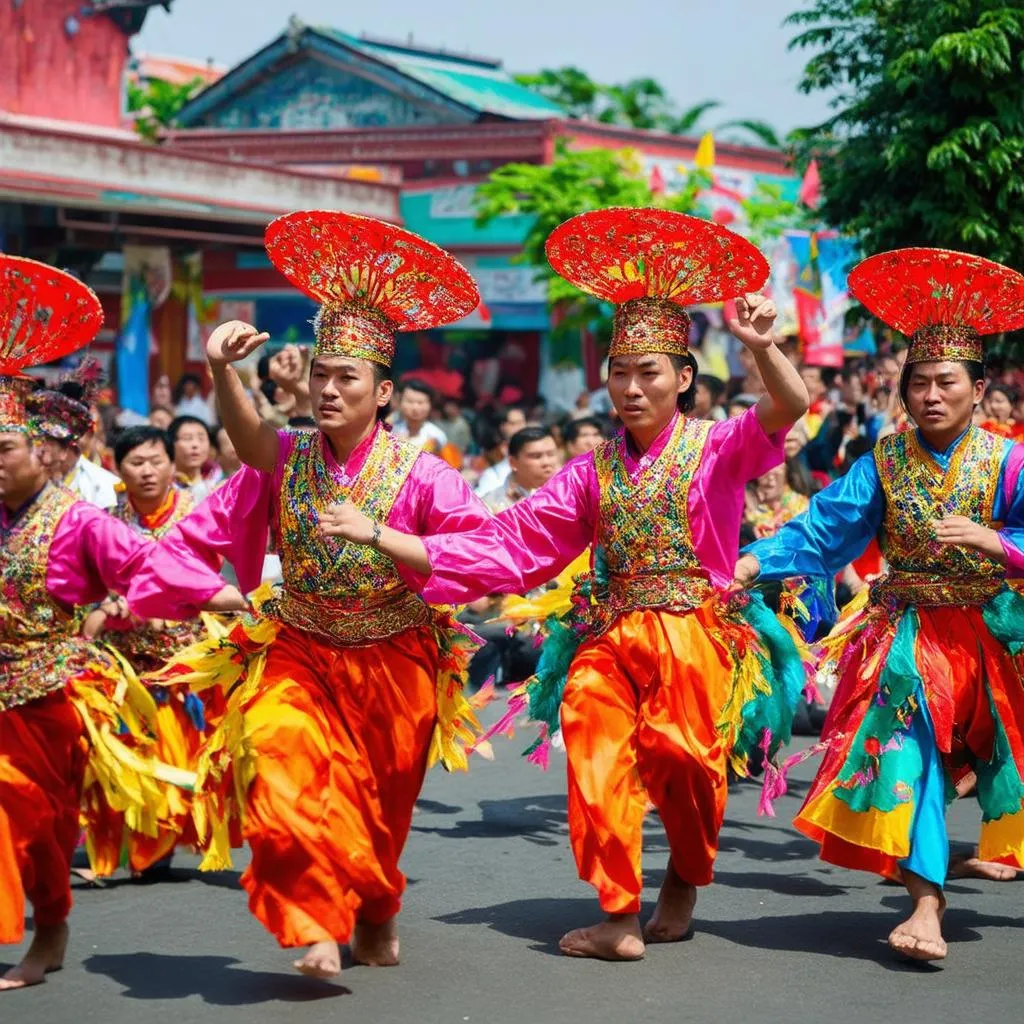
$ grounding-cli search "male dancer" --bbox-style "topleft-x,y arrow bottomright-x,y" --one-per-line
323,209 -> 810,961
0,257 -> 240,991
736,248 -> 1024,962
137,211 -> 492,978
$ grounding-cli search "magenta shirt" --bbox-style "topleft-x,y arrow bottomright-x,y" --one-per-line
132,424 -> 493,610
0,498 -> 223,614
418,408 -> 786,605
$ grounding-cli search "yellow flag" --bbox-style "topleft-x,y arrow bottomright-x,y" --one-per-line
694,132 -> 715,171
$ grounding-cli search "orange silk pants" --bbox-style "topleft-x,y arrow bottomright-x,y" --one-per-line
561,607 -> 733,915
241,625 -> 439,948
0,693 -> 87,944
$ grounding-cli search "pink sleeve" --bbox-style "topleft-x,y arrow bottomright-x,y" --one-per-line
128,466 -> 273,618
419,455 -> 596,605
47,503 -> 150,608
999,443 -> 1024,578
707,406 -> 786,482
392,455 -> 495,593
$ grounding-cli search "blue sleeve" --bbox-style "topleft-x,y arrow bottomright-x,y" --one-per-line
745,453 -> 884,580
994,442 -> 1024,569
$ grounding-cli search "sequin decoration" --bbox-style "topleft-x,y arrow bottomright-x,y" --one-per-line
268,428 -> 431,645
0,255 -> 103,375
592,416 -> 716,632
872,427 -> 1005,605
26,388 -> 92,442
265,210 -> 480,366
0,374 -> 34,432
545,207 -> 769,357
0,483 -> 100,709
849,248 -> 1024,364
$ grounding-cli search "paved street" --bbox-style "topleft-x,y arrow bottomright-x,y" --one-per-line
7,728 -> 1023,1024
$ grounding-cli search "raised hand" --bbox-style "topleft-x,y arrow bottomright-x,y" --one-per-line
207,320 -> 270,366
320,501 -> 376,545
269,343 -> 306,392
728,293 -> 777,351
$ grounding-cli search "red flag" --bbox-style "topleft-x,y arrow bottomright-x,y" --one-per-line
649,165 -> 666,196
798,159 -> 821,209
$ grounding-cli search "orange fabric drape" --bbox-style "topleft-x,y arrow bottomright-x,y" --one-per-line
0,694 -> 87,945
560,606 -> 735,915
239,625 -> 440,948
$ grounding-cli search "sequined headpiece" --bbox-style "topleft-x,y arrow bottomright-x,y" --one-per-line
545,207 -> 769,358
0,255 -> 103,433
848,248 -> 1024,364
26,389 -> 92,442
265,211 -> 481,367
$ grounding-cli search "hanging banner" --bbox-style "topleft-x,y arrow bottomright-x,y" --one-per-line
118,246 -> 171,416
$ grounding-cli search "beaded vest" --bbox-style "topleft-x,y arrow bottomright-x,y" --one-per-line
0,484 -> 94,709
267,428 -> 431,646
107,489 -> 203,671
592,416 -> 715,631
873,427 -> 1005,607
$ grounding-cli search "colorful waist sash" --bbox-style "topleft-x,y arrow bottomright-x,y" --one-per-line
869,570 -> 1004,608
592,570 -> 716,633
0,634 -> 99,710
262,584 -> 433,647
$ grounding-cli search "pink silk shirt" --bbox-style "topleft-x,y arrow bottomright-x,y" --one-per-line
416,408 -> 786,605
132,424 -> 493,610
0,496 -> 224,614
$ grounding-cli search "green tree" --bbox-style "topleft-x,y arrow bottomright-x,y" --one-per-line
516,66 -> 783,148
128,76 -> 205,141
787,1 -> 1024,266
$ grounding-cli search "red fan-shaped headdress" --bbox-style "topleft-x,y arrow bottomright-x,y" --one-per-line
0,255 -> 103,432
545,208 -> 769,357
848,248 -> 1024,364
265,211 -> 480,367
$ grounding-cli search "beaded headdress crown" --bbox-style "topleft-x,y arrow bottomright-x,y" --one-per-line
848,248 -> 1024,364
265,211 -> 481,367
0,255 -> 103,433
26,389 -> 93,442
545,207 -> 770,358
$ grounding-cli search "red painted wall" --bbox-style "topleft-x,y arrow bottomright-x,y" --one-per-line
0,2 -> 130,127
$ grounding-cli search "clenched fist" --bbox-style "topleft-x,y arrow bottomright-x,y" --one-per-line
320,501 -> 376,545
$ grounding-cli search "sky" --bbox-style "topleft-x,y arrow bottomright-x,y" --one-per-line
134,0 -> 835,134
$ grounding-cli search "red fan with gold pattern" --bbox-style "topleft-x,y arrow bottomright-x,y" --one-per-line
545,208 -> 769,357
265,211 -> 480,367
849,248 -> 1024,364
0,256 -> 103,375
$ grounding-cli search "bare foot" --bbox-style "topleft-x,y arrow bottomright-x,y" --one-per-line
293,940 -> 341,978
352,918 -> 400,967
645,859 -> 697,943
888,874 -> 947,963
0,922 -> 68,991
559,914 -> 645,961
949,851 -> 1018,882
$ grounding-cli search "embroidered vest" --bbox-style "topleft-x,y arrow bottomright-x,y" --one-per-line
873,427 -> 1006,606
0,484 -> 94,709
592,416 -> 715,630
107,489 -> 203,671
267,429 -> 431,645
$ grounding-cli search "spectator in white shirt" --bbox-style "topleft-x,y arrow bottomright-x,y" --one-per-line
173,372 -> 216,426
474,404 -> 527,495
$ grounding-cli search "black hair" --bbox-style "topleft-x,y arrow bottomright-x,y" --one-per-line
508,425 -> 554,458
785,456 -> 814,497
988,382 -> 1019,405
259,378 -> 278,404
287,416 -> 318,430
57,380 -> 87,403
564,416 -> 605,446
400,377 -> 435,403
256,354 -> 272,382
372,363 -> 393,421
172,373 -> 203,405
695,373 -> 726,402
501,404 -> 528,426
898,360 -> 985,410
114,426 -> 173,466
167,415 -> 214,447
668,353 -> 699,414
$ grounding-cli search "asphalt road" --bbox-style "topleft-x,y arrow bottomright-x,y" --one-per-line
6,729 -> 1023,1024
